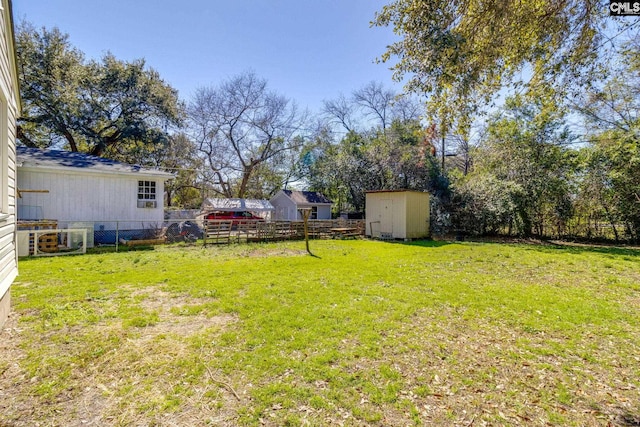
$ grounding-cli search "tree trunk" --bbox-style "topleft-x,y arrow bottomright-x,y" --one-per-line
62,128 -> 78,152
166,188 -> 172,208
602,203 -> 619,242
16,125 -> 39,147
237,162 -> 258,198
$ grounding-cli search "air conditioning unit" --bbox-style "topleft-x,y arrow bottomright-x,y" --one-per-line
138,200 -> 157,208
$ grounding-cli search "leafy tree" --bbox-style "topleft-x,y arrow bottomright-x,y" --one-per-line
451,175 -> 524,236
304,119 -> 445,214
16,23 -> 85,148
372,0 -> 614,127
154,133 -> 204,209
16,23 -> 183,157
469,94 -> 574,236
188,71 -> 306,199
304,130 -> 373,212
311,83 -> 445,215
573,37 -> 640,241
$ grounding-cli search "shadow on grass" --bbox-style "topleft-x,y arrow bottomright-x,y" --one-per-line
528,242 -> 640,258
371,238 -> 453,249
441,236 -> 640,258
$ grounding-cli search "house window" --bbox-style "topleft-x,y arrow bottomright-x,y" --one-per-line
311,206 -> 318,220
137,180 -> 157,208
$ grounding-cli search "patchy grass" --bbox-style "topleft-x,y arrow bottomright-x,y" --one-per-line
2,239 -> 640,426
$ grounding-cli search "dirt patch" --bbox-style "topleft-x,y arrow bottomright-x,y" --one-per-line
0,314 -> 39,425
128,288 -> 210,309
0,288 -> 242,427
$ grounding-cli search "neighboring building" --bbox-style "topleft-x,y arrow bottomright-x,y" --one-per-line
201,198 -> 275,221
270,190 -> 333,220
0,0 -> 21,327
365,190 -> 430,240
16,147 -> 174,245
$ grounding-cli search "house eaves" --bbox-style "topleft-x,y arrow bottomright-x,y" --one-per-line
16,147 -> 174,180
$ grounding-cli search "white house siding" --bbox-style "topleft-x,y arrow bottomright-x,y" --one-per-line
0,0 -> 20,327
17,168 -> 166,225
271,192 -> 297,220
270,190 -> 333,220
315,205 -> 332,220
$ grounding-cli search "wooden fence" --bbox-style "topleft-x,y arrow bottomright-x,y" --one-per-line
203,219 -> 365,246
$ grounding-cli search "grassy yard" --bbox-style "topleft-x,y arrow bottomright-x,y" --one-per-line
1,239 -> 640,426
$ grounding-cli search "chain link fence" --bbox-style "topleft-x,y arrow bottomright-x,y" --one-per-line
18,218 -> 366,255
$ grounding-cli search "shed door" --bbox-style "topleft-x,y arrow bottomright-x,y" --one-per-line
380,199 -> 393,237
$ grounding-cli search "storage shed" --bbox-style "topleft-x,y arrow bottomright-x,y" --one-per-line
365,190 -> 430,240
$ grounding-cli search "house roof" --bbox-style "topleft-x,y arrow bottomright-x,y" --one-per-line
281,190 -> 333,205
17,146 -> 174,179
202,198 -> 275,212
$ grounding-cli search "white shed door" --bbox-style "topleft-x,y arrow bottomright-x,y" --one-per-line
380,199 -> 393,236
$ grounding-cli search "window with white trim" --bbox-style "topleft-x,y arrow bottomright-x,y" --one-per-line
137,180 -> 157,208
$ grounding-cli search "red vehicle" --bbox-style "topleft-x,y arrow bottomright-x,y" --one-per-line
204,210 -> 263,225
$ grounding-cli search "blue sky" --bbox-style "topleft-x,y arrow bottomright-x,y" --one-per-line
13,0 -> 402,114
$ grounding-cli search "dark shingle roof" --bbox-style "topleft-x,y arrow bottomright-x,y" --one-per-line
17,146 -> 173,178
282,190 -> 333,205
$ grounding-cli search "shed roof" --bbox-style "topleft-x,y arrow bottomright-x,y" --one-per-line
16,146 -> 174,179
281,190 -> 333,205
365,189 -> 429,194
202,198 -> 275,212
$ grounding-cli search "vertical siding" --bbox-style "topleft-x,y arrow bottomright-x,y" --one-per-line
405,191 -> 430,239
394,192 -> 407,238
366,191 -> 430,239
17,169 -> 166,227
271,192 -> 296,220
366,193 -> 389,237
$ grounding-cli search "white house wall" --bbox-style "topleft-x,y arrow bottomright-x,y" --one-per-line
316,205 -> 331,220
0,142 -> 17,315
17,168 -> 165,227
0,0 -> 20,327
270,191 -> 333,220
271,192 -> 297,220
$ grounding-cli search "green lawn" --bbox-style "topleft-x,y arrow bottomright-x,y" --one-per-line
2,239 -> 640,426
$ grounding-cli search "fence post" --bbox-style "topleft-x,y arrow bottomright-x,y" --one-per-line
203,219 -> 207,246
115,221 -> 119,252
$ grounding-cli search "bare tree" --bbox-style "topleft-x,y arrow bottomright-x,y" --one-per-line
188,71 -> 306,198
448,133 -> 473,176
322,93 -> 356,132
391,94 -> 423,123
352,81 -> 395,130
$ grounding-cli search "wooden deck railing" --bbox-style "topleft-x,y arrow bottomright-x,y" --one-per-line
203,219 -> 365,245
